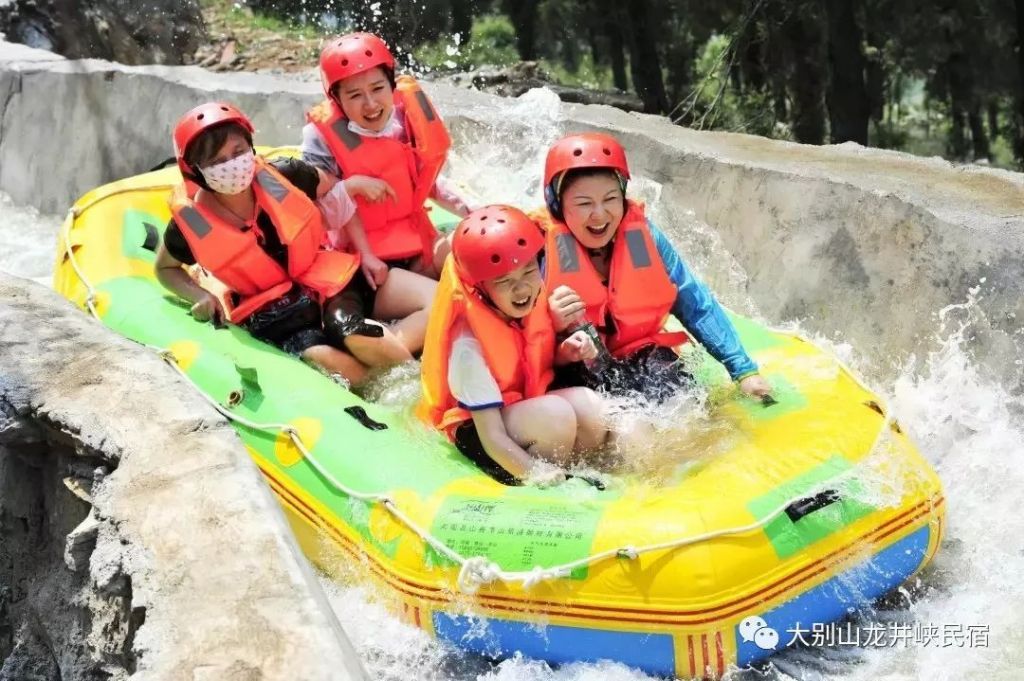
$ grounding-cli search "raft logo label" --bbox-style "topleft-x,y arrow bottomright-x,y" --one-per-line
739,615 -> 780,651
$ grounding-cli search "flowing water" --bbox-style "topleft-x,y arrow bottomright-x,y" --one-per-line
2,88 -> 1021,680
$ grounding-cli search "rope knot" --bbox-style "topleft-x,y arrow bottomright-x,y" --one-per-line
457,557 -> 501,594
616,546 -> 639,560
525,565 -> 562,589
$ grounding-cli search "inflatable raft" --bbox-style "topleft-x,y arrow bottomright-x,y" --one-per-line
54,150 -> 944,679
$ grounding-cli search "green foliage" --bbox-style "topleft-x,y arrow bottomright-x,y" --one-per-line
205,0 -> 1024,168
413,14 -> 519,72
680,33 -> 778,137
540,53 -> 615,90
203,0 -> 326,39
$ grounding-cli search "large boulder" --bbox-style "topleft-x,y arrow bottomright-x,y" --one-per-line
0,0 -> 205,65
0,272 -> 367,680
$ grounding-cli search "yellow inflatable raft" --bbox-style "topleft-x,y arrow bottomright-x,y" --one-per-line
54,150 -> 944,678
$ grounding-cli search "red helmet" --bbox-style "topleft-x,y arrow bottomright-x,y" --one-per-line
319,32 -> 396,98
173,101 -> 254,180
452,205 -> 544,285
543,132 -> 631,188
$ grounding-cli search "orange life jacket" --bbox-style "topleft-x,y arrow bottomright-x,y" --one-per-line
417,258 -> 555,439
170,157 -> 359,324
534,200 -> 688,358
307,75 -> 452,262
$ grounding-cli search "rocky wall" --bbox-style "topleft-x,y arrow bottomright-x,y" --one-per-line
0,272 -> 367,680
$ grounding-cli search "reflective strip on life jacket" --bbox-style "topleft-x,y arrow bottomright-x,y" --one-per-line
307,75 -> 451,262
170,157 -> 358,323
537,200 -> 687,358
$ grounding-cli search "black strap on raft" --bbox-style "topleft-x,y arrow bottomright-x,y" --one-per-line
149,156 -> 178,172
761,394 -> 778,407
785,489 -> 841,523
344,406 -> 388,431
141,222 -> 160,252
567,473 -> 607,491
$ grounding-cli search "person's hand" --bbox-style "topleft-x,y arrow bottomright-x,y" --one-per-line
558,330 -> 597,364
360,253 -> 389,291
451,197 -> 473,217
524,461 -> 567,487
345,175 -> 397,203
739,374 -> 772,398
190,291 -> 225,325
548,285 -> 586,333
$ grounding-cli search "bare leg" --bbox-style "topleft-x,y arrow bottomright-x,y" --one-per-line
430,232 -> 453,278
373,268 -> 437,355
501,395 -> 578,465
301,344 -> 369,387
342,324 -> 414,368
549,387 -> 610,452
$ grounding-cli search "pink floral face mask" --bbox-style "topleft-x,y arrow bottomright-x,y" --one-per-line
200,150 -> 255,195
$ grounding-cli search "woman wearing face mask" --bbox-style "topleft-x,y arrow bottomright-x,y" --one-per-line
535,133 -> 772,403
155,102 -> 415,387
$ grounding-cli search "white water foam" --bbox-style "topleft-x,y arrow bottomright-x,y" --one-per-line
0,191 -> 61,284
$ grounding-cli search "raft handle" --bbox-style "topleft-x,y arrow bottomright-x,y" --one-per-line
785,489 -> 841,523
760,394 -> 778,407
344,405 -> 389,431
567,474 -> 606,491
141,222 -> 160,252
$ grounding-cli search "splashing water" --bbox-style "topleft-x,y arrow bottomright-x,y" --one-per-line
0,192 -> 62,285
2,85 -> 1022,680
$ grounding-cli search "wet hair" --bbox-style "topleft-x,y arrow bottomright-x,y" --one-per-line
184,122 -> 253,169
330,65 -> 397,102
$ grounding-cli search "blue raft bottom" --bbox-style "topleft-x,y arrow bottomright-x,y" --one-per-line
433,525 -> 932,676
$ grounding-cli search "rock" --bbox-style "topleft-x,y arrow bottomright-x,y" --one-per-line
443,61 -> 645,113
0,271 -> 368,679
63,512 -> 99,572
0,0 -> 206,65
217,38 -> 236,68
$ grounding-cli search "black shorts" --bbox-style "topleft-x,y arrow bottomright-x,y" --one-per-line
243,286 -> 327,355
552,344 -> 694,404
321,256 -> 421,345
324,272 -> 377,340
453,421 -> 519,486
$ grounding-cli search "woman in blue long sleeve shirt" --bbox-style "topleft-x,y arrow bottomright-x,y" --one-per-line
535,132 -> 771,402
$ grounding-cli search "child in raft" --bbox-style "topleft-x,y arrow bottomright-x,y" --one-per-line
154,102 -> 425,387
418,205 -> 610,486
534,132 -> 772,402
302,32 -> 473,357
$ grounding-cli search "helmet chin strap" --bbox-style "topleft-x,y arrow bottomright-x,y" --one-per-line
187,165 -> 212,192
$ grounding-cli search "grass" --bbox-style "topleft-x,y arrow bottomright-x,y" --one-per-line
197,0 -> 326,67
201,0 -> 326,39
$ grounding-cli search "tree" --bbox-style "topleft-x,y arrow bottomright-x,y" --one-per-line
825,0 -> 870,144
501,0 -> 540,60
620,0 -> 670,113
1015,0 -> 1024,166
780,0 -> 828,143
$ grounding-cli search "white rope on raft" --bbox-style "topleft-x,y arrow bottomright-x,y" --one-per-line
62,188 -> 897,596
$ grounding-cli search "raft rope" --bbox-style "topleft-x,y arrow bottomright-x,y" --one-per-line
62,187 -> 898,596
